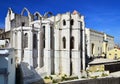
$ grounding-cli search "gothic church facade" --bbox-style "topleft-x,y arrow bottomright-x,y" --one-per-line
5,8 -> 86,76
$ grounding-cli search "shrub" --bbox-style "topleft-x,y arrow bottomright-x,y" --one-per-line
49,76 -> 53,80
90,76 -> 99,79
52,79 -> 58,83
81,76 -> 86,78
44,76 -> 50,79
101,73 -> 108,77
61,76 -> 65,81
63,76 -> 78,81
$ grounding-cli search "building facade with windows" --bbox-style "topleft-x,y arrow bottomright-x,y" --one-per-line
4,8 -> 114,77
5,8 -> 86,76
85,28 -> 114,59
107,48 -> 120,60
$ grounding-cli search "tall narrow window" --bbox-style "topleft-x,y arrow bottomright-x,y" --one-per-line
70,36 -> 74,49
50,27 -> 53,49
91,43 -> 94,54
43,26 -> 45,48
80,22 -> 82,29
24,33 -> 28,48
34,14 -> 39,21
22,22 -> 25,26
63,19 -> 66,26
33,34 -> 37,49
11,58 -> 13,64
70,19 -> 74,26
63,37 -> 66,49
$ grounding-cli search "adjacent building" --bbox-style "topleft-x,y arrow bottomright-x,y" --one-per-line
85,28 -> 114,59
0,48 -> 15,84
107,48 -> 120,60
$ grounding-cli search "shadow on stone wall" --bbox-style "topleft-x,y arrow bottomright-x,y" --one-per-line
20,62 -> 45,84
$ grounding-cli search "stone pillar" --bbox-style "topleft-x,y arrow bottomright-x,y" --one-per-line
54,29 -> 60,74
29,30 -> 33,67
37,30 -> 41,68
44,22 -> 51,75
81,16 -> 86,70
17,30 -> 22,63
22,29 -> 33,67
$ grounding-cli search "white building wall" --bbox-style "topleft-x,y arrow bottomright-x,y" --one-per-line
8,49 -> 15,84
60,13 -> 71,75
71,14 -> 81,75
85,28 -> 114,59
16,30 -> 22,63
0,49 -> 15,84
6,8 -> 115,77
43,21 -> 52,75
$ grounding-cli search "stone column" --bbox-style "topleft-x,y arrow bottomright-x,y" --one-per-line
81,16 -> 86,70
37,30 -> 41,68
44,22 -> 51,75
54,29 -> 60,74
16,30 -> 22,63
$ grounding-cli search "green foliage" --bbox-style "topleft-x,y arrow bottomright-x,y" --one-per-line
64,74 -> 67,77
90,76 -> 99,79
61,76 -> 65,81
44,76 -> 50,79
81,76 -> 86,78
49,76 -> 53,80
52,79 -> 58,83
62,76 -> 78,81
101,73 -> 108,77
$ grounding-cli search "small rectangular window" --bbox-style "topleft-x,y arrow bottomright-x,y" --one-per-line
11,58 -> 13,64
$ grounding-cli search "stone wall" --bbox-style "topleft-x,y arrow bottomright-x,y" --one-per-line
59,77 -> 120,84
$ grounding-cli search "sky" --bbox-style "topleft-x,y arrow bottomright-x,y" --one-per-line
0,0 -> 120,43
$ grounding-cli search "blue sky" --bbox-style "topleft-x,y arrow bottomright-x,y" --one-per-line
0,0 -> 120,43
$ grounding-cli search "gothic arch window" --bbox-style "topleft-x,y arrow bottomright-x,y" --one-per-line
63,19 -> 66,26
70,19 -> 74,26
21,7 -> 31,22
34,14 -> 39,21
24,33 -> 28,48
33,34 -> 37,49
34,12 -> 42,20
21,8 -> 30,16
62,37 -> 66,49
70,36 -> 74,49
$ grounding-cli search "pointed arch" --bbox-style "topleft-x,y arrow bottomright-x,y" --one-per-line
21,7 -> 31,16
21,7 -> 32,24
8,8 -> 13,15
44,12 -> 53,18
34,12 -> 42,20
